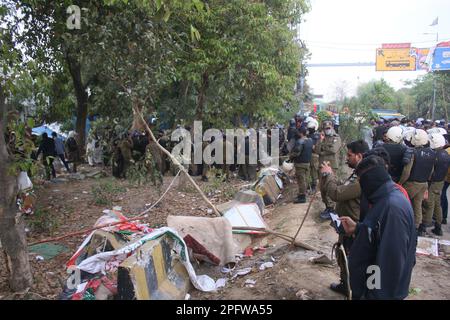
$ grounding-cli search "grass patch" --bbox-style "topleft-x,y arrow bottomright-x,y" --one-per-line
91,179 -> 127,206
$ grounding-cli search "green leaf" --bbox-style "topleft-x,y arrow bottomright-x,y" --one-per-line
190,25 -> 201,42
27,118 -> 35,128
163,8 -> 171,22
192,0 -> 204,12
155,0 -> 162,11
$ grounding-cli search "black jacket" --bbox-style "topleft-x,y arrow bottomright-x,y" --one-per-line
349,180 -> 416,300
37,137 -> 57,158
290,137 -> 313,164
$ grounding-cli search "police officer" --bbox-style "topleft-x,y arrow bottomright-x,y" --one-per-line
287,119 -> 297,143
423,133 -> 450,236
307,119 -> 320,193
316,120 -> 342,219
320,140 -> 369,297
382,126 -> 413,184
402,129 -> 436,235
290,127 -> 313,204
118,132 -> 134,178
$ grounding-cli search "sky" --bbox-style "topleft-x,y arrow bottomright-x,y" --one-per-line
300,0 -> 450,102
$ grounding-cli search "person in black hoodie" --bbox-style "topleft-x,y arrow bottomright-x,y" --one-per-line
340,156 -> 417,300
36,132 -> 57,180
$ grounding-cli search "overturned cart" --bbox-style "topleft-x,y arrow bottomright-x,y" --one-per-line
61,209 -> 218,300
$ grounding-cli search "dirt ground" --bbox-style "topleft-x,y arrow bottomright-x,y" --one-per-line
191,185 -> 450,300
1,165 -> 450,300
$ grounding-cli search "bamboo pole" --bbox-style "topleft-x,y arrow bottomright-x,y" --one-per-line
134,106 -> 221,217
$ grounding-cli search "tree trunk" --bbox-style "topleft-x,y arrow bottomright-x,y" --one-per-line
66,55 -> 88,152
0,85 -> 33,292
195,72 -> 209,121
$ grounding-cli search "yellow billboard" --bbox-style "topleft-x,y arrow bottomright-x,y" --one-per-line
376,48 -> 416,71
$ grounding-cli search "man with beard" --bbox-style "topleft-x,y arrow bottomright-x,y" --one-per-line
319,140 -> 369,297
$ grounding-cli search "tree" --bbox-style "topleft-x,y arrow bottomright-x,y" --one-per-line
0,2 -> 33,292
155,0 -> 310,128
333,80 -> 349,105
403,73 -> 450,121
356,79 -> 397,110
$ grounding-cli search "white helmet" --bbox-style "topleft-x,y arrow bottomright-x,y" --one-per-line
305,116 -> 314,124
411,129 -> 429,147
429,133 -> 446,149
426,127 -> 443,135
386,126 -> 403,143
438,128 -> 448,135
402,127 -> 415,140
307,119 -> 319,131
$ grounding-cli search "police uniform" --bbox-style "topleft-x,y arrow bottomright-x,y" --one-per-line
309,132 -> 321,191
145,141 -> 163,186
382,142 -> 409,183
316,133 -> 342,209
322,172 -> 361,222
423,149 -> 450,227
290,136 -> 313,199
403,147 -> 436,228
322,171 -> 361,295
118,138 -> 133,178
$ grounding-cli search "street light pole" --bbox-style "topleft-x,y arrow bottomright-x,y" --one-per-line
432,31 -> 439,120
424,31 -> 439,120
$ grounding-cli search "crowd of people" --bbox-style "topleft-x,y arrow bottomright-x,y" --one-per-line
288,113 -> 450,299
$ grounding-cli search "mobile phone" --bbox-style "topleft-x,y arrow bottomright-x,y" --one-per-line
329,211 -> 346,235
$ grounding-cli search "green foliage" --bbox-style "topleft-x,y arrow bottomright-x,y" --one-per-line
91,179 -> 127,206
202,167 -> 234,198
356,79 -> 397,110
8,0 -> 311,137
316,110 -> 332,125
6,113 -> 38,177
401,73 -> 450,120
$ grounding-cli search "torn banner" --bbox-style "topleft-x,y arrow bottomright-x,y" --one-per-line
71,227 -> 218,292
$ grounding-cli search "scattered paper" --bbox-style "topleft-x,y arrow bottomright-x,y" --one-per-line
216,278 -> 228,289
259,262 -> 274,271
230,267 -> 252,279
244,279 -> 256,287
416,237 -> 439,257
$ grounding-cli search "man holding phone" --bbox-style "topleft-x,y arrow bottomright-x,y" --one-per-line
319,140 -> 369,297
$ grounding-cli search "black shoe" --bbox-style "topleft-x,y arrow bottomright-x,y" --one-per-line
294,195 -> 306,204
442,219 -> 447,225
432,224 -> 443,236
320,208 -> 332,220
201,176 -> 208,182
330,282 -> 348,296
417,223 -> 427,237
